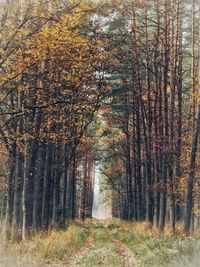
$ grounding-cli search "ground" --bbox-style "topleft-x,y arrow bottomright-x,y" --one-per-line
0,220 -> 199,267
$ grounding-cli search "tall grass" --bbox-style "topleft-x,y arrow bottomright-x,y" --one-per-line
168,239 -> 200,267
109,220 -> 200,267
3,224 -> 89,264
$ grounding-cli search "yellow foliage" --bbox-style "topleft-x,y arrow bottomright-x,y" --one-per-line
0,0 -> 110,144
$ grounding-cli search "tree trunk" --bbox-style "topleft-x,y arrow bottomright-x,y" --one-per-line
42,143 -> 53,229
32,144 -> 46,229
184,105 -> 200,236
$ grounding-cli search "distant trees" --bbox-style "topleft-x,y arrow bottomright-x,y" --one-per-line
99,0 -> 200,235
0,0 -> 108,239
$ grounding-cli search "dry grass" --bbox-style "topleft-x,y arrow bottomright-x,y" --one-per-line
4,224 -> 89,264
108,220 -> 200,267
119,221 -> 185,236
1,219 -> 200,267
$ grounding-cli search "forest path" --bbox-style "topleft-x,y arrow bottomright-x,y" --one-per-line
0,221 -> 139,267
65,231 -> 94,267
106,228 -> 139,267
73,221 -> 139,267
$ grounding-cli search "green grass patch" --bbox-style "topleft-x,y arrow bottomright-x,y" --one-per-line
77,227 -> 123,267
111,227 -> 199,267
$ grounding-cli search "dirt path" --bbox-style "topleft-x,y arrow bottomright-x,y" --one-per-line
75,226 -> 123,267
0,224 -> 139,267
107,229 -> 139,267
65,232 -> 94,267
74,223 -> 139,267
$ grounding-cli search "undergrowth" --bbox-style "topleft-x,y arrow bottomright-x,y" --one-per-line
5,224 -> 89,263
110,221 -> 200,267
1,219 -> 200,267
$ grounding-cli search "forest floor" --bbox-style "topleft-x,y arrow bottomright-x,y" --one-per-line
0,219 -> 200,267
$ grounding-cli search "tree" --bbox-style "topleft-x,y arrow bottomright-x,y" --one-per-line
184,105 -> 200,235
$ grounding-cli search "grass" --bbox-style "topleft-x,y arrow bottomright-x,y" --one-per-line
168,239 -> 200,267
1,219 -> 200,267
5,224 -> 89,264
77,226 -> 123,267
110,221 -> 200,267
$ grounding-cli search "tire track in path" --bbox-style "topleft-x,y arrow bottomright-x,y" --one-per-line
106,228 -> 139,267
68,233 -> 93,267
74,225 -> 123,267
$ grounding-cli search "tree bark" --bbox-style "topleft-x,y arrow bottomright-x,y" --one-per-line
184,105 -> 200,236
